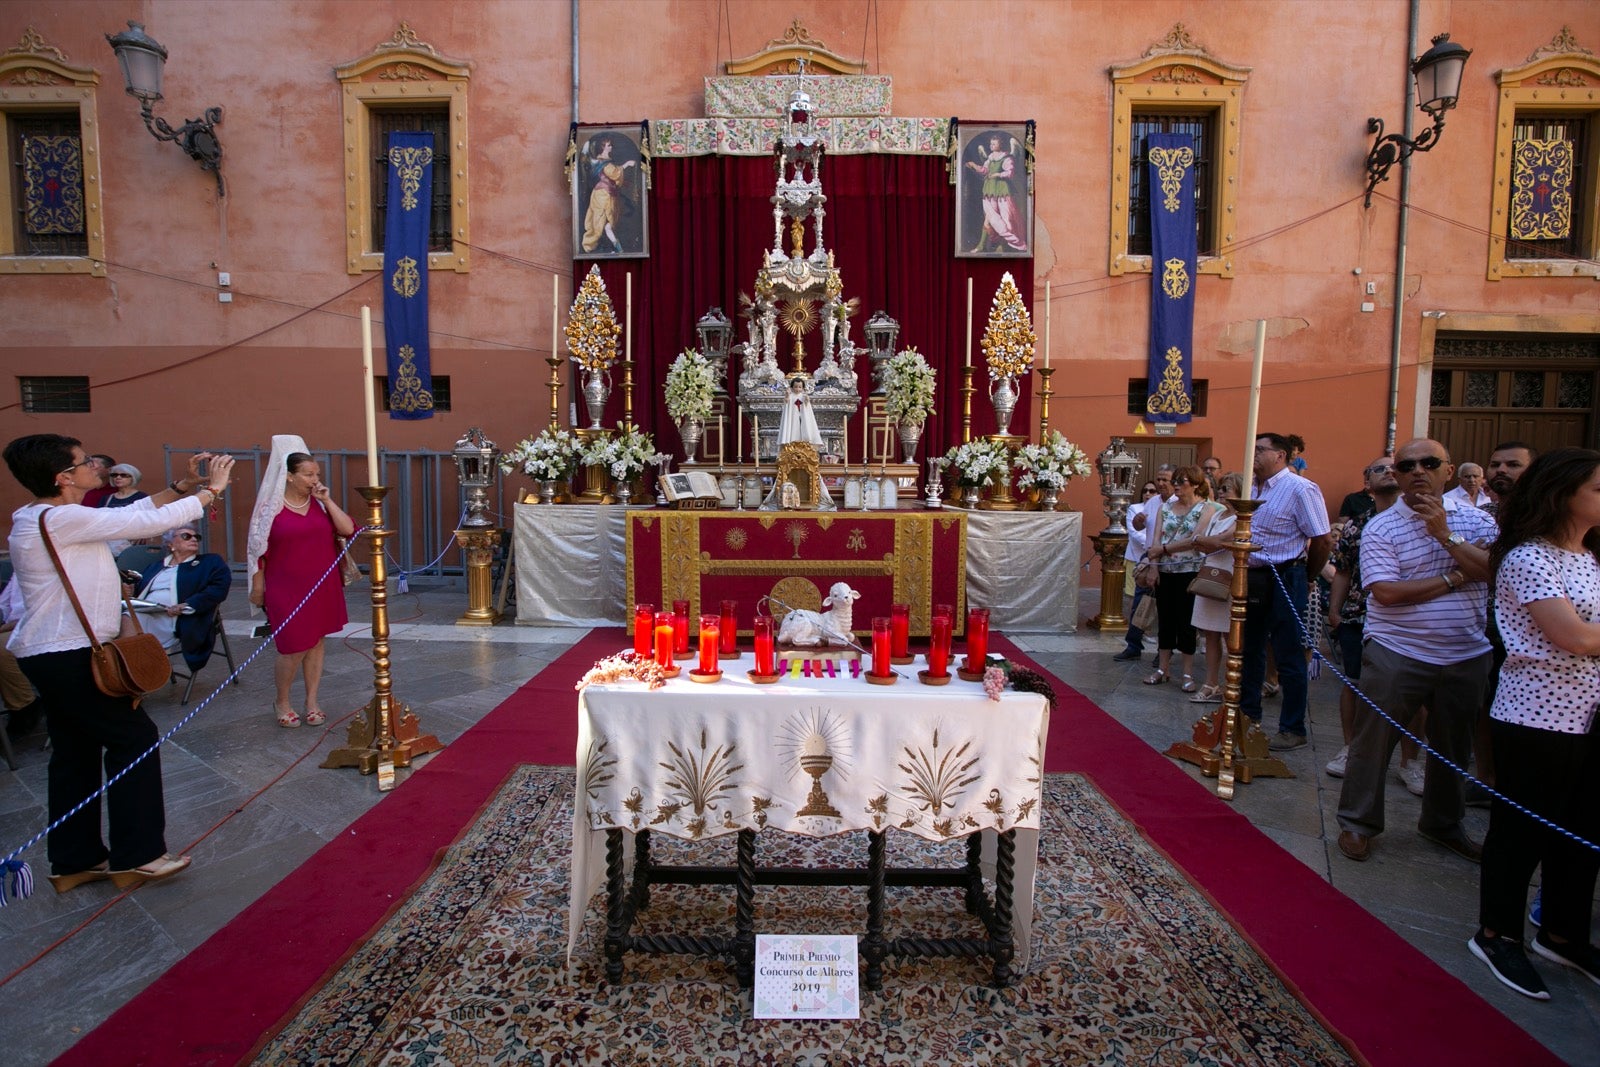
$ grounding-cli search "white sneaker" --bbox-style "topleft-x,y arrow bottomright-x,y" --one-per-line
1325,746 -> 1349,778
1398,759 -> 1425,797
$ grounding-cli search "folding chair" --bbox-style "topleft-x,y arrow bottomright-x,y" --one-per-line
167,612 -> 239,705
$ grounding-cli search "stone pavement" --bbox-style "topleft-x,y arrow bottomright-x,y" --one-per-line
0,580 -> 1594,1066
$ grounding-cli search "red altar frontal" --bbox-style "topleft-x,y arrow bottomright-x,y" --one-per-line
625,510 -> 967,637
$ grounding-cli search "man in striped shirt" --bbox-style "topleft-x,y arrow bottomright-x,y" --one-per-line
1240,433 -> 1333,749
1335,438 -> 1498,863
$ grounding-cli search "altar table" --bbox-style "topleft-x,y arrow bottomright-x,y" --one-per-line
569,658 -> 1050,986
513,505 -> 1081,632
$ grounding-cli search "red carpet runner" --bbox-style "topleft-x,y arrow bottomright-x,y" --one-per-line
55,631 -> 1558,1067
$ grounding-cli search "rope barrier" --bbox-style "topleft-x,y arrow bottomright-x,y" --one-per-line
386,507 -> 467,594
1264,562 -> 1600,856
0,527 -> 372,906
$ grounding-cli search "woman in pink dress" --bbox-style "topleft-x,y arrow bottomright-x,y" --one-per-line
247,436 -> 355,728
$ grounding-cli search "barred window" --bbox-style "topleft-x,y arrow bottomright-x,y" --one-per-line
1127,378 -> 1208,417
20,375 -> 90,413
7,113 -> 88,256
378,374 -> 451,412
369,107 -> 452,253
1128,112 -> 1215,258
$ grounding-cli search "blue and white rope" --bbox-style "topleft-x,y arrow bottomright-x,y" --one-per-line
0,528 -> 370,905
385,507 -> 468,592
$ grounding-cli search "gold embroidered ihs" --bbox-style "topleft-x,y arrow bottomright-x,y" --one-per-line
391,256 -> 421,299
1161,258 -> 1190,300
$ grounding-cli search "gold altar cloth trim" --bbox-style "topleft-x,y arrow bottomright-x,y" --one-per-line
701,558 -> 896,576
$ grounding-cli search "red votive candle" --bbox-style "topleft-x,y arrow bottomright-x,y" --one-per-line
871,617 -> 892,677
719,600 -> 738,654
933,603 -> 954,621
634,603 -> 655,659
672,600 -> 690,656
966,607 -> 990,670
698,615 -> 720,674
654,611 -> 675,670
928,614 -> 952,678
753,616 -> 776,675
890,603 -> 910,659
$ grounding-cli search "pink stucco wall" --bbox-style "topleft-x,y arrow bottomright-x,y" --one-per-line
1,1 -> 1596,521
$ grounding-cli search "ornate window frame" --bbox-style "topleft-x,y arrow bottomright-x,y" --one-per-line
1108,24 -> 1248,278
335,23 -> 471,275
1486,28 -> 1600,280
0,27 -> 105,277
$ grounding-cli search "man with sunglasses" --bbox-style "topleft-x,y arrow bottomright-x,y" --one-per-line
1335,438 -> 1498,864
1240,433 -> 1332,750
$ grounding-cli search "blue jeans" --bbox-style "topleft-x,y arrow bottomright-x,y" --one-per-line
1240,563 -> 1311,736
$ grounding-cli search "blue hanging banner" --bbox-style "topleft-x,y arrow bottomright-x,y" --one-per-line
383,131 -> 435,420
1145,132 -> 1196,424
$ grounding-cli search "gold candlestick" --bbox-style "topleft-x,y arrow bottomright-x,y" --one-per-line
545,356 -> 564,431
1164,498 -> 1292,796
323,486 -> 443,782
1035,366 -> 1055,444
619,358 -> 635,428
960,366 -> 975,444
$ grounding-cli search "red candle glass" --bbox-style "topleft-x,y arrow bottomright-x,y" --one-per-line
966,607 -> 990,671
753,616 -> 776,675
928,614 -> 952,678
633,603 -> 655,658
933,603 -> 954,621
698,615 -> 721,675
871,617 -> 893,677
719,600 -> 738,654
672,600 -> 690,656
653,611 -> 675,670
890,603 -> 910,659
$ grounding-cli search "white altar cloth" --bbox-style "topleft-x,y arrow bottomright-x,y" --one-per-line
569,656 -> 1050,967
515,506 -> 1081,632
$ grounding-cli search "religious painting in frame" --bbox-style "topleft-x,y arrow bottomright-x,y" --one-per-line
955,123 -> 1033,258
571,124 -> 649,259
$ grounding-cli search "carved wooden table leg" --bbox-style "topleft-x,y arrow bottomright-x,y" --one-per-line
963,833 -> 984,914
734,829 -> 757,987
629,829 -> 653,913
990,829 -> 1016,987
604,828 -> 627,984
863,829 -> 888,990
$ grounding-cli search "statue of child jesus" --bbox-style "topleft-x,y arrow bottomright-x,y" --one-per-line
778,376 -> 824,447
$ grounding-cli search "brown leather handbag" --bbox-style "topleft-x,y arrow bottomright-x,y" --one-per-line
39,512 -> 171,705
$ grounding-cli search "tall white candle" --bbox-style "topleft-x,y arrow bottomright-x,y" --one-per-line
752,415 -> 760,469
965,278 -> 973,368
735,407 -> 743,465
551,274 -> 559,358
1242,319 -> 1266,500
862,409 -> 870,470
361,305 -> 379,485
625,272 -> 632,363
718,413 -> 725,464
1043,281 -> 1051,369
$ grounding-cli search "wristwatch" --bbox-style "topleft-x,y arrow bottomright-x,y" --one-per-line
1444,532 -> 1465,548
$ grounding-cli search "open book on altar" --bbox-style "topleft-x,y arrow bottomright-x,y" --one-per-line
661,471 -> 723,508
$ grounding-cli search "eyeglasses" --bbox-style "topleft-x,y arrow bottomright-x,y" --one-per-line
58,458 -> 93,475
174,532 -> 199,541
1394,456 -> 1446,473
1365,463 -> 1394,474
1254,444 -> 1283,454
110,472 -> 132,478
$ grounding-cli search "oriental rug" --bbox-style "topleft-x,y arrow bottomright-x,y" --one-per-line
250,765 -> 1356,1066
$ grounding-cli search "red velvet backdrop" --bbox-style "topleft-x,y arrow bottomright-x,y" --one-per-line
578,153 -> 1034,466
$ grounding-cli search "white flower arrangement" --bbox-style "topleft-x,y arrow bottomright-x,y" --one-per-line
581,423 -> 657,482
1014,431 -> 1093,491
881,348 -> 937,424
942,439 -> 1013,487
664,349 -> 718,423
500,428 -> 582,482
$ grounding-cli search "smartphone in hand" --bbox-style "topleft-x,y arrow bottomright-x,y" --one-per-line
121,569 -> 145,585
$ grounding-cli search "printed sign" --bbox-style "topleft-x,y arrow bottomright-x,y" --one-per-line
753,934 -> 860,1019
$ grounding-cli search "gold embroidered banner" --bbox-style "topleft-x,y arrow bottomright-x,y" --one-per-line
1510,138 -> 1573,241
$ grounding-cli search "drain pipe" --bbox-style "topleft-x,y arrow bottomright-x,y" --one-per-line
1383,0 -> 1420,455
570,0 -> 580,123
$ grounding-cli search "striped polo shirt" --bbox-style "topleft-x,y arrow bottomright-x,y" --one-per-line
1360,496 -> 1498,665
1248,468 -> 1330,566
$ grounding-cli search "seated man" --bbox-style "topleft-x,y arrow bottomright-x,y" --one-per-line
132,526 -> 232,672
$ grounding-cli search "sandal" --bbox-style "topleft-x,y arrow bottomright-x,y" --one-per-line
49,861 -> 110,894
1190,684 -> 1223,703
304,709 -> 326,727
1180,675 -> 1198,693
1143,669 -> 1168,685
276,708 -> 301,728
109,853 -> 191,890
1263,682 -> 1282,698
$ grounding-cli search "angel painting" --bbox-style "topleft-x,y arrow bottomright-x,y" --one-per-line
956,125 -> 1032,258
573,126 -> 648,259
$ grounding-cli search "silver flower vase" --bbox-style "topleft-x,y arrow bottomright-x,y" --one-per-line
989,374 -> 1018,437
962,483 -> 982,509
678,416 -> 704,463
897,419 -> 923,463
1040,486 -> 1059,509
581,367 -> 611,429
537,479 -> 558,505
614,479 -> 632,506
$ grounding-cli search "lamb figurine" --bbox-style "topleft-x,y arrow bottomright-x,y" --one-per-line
776,582 -> 860,647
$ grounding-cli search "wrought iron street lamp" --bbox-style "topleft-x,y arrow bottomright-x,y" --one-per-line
1363,33 -> 1471,206
105,21 -> 225,196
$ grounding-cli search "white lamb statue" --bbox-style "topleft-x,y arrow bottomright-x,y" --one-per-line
777,582 -> 860,647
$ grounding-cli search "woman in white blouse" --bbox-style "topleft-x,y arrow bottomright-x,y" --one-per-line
1468,448 -> 1600,1001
